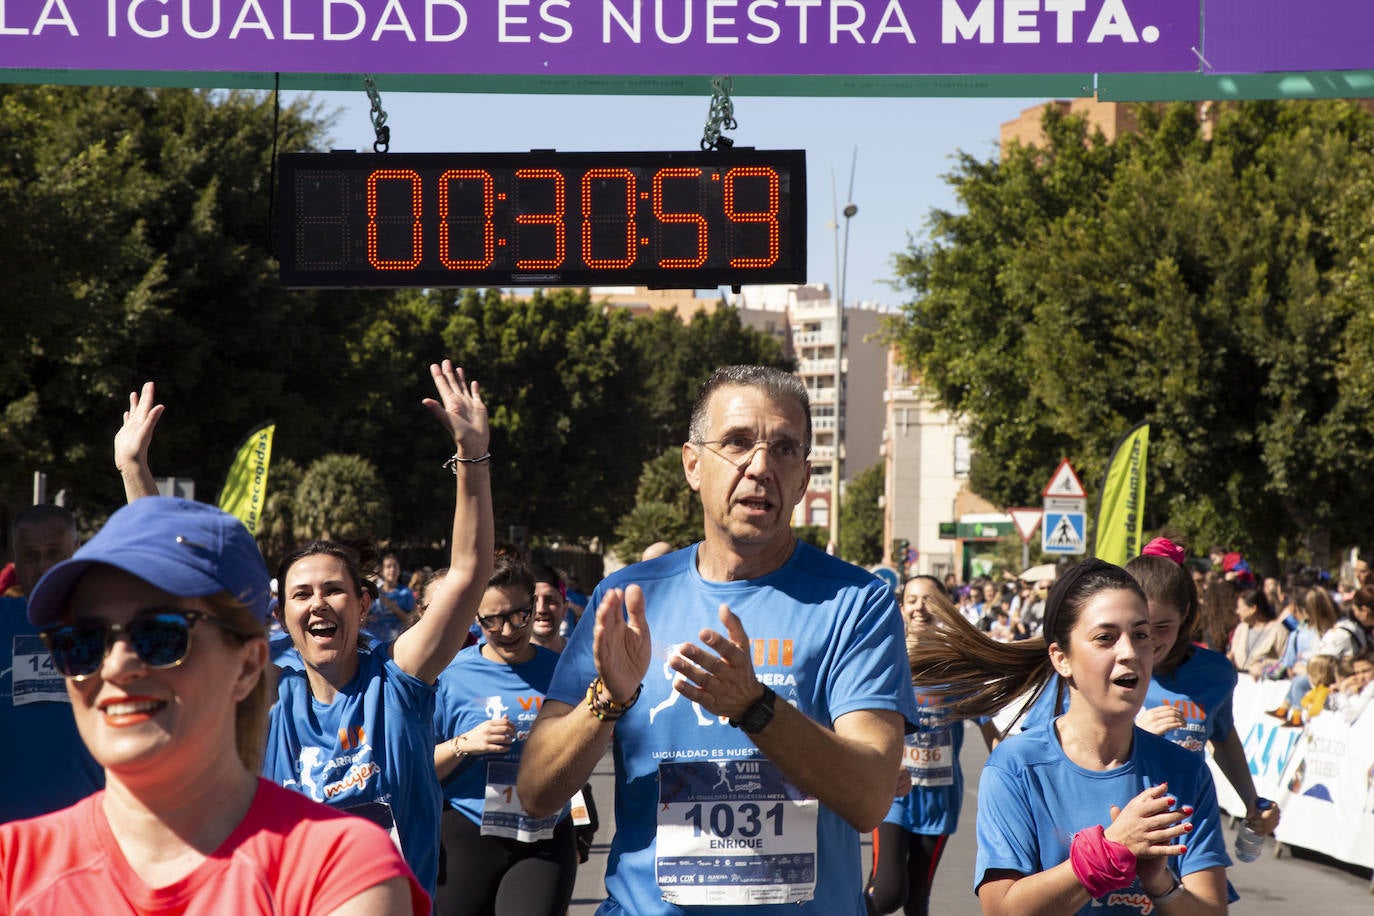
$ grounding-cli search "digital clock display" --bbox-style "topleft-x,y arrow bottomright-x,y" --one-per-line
277,150 -> 806,289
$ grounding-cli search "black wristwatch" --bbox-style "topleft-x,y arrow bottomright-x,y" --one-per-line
730,685 -> 776,735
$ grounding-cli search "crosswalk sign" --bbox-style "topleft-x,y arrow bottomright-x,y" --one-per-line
1042,511 -> 1086,555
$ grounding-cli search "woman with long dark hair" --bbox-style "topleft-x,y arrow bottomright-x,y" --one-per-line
909,559 -> 1229,915
865,575 -> 972,916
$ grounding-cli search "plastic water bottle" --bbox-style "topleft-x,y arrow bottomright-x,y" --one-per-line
1234,799 -> 1274,863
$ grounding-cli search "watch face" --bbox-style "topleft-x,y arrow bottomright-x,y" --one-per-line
738,687 -> 775,734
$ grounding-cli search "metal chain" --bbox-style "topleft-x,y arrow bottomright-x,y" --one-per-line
700,76 -> 738,151
363,74 -> 391,153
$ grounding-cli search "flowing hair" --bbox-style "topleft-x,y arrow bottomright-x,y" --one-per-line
909,561 -> 1142,725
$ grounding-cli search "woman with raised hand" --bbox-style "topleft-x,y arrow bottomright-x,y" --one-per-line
0,497 -> 426,914
431,555 -> 577,916
113,361 -> 494,899
909,558 -> 1230,915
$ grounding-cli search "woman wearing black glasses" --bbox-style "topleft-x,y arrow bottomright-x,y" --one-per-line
111,361 -> 493,903
429,553 -> 578,916
0,497 -> 427,914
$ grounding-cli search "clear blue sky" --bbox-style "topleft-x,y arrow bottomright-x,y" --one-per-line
297,92 -> 1045,306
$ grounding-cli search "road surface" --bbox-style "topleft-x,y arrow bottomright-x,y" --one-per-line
565,726 -> 1373,914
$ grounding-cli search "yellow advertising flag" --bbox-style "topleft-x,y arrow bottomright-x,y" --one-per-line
1093,422 -> 1149,566
217,421 -> 275,538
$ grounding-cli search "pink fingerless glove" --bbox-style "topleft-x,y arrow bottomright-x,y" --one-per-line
1069,825 -> 1138,898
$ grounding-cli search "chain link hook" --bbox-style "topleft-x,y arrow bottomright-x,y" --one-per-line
363,74 -> 391,153
700,76 -> 738,151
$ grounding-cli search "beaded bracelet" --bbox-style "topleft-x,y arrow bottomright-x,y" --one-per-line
443,451 -> 492,473
586,676 -> 643,721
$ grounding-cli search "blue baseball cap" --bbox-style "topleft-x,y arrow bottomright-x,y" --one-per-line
27,497 -> 271,627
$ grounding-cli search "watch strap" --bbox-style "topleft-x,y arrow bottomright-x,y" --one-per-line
729,684 -> 776,734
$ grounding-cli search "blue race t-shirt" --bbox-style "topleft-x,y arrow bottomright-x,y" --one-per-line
974,723 -> 1230,914
545,541 -> 919,916
884,685 -> 965,836
0,597 -> 103,822
433,643 -> 565,828
1148,647 -> 1237,751
263,644 -> 441,895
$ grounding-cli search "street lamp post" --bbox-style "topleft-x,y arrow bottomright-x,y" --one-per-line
829,198 -> 857,554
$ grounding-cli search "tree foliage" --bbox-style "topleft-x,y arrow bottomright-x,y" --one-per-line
838,462 -> 884,567
293,454 -> 391,542
887,100 -> 1374,565
613,448 -> 704,560
1,86 -> 792,554
0,85 -> 390,527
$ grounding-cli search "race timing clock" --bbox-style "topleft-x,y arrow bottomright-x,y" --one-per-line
277,149 -> 806,289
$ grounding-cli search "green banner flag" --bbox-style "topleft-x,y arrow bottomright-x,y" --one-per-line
1094,422 -> 1150,566
217,421 -> 275,538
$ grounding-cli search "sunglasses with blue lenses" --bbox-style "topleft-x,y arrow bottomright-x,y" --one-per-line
40,609 -> 241,681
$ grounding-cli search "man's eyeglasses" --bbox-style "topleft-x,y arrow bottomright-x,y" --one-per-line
476,606 -> 534,632
40,610 -> 242,681
693,436 -> 809,466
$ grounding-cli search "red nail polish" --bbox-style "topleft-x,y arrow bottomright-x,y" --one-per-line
1179,845 -> 1187,853
1183,823 -> 1194,833
1182,805 -> 1194,815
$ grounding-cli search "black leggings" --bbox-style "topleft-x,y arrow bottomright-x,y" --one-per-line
434,808 -> 578,916
865,823 -> 949,916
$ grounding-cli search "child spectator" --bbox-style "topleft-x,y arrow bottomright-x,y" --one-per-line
1332,650 -> 1374,724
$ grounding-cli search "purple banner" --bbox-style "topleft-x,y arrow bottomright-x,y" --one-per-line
0,0 -> 1198,75
1206,0 -> 1374,74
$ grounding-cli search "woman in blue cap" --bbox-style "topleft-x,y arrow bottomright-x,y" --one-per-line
0,497 -> 427,914
113,359 -> 494,899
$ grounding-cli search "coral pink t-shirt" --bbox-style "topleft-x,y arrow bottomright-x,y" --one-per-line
0,778 -> 429,915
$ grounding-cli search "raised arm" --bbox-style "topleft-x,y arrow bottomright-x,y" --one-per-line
391,361 -> 494,683
519,586 -> 652,818
114,381 -> 164,502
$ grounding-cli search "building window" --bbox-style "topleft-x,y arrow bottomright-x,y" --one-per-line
954,435 -> 971,477
809,497 -> 829,528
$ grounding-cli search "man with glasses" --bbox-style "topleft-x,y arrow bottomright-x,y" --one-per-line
1,504 -> 102,823
519,365 -> 918,915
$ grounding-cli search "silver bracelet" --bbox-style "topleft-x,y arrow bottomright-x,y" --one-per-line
1146,874 -> 1184,906
443,451 -> 492,473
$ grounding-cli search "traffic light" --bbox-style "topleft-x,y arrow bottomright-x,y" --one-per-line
892,539 -> 910,569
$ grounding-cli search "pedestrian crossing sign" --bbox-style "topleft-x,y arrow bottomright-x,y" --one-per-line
1042,511 -> 1086,555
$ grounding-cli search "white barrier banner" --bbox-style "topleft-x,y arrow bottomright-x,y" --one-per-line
1208,675 -> 1374,869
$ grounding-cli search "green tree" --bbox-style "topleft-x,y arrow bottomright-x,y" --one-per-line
838,462 -> 884,566
887,100 -> 1374,566
0,86 -> 797,556
613,448 -> 703,559
629,305 -> 793,452
426,287 -> 646,545
293,454 -> 391,542
0,85 -> 401,526
257,457 -> 303,572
